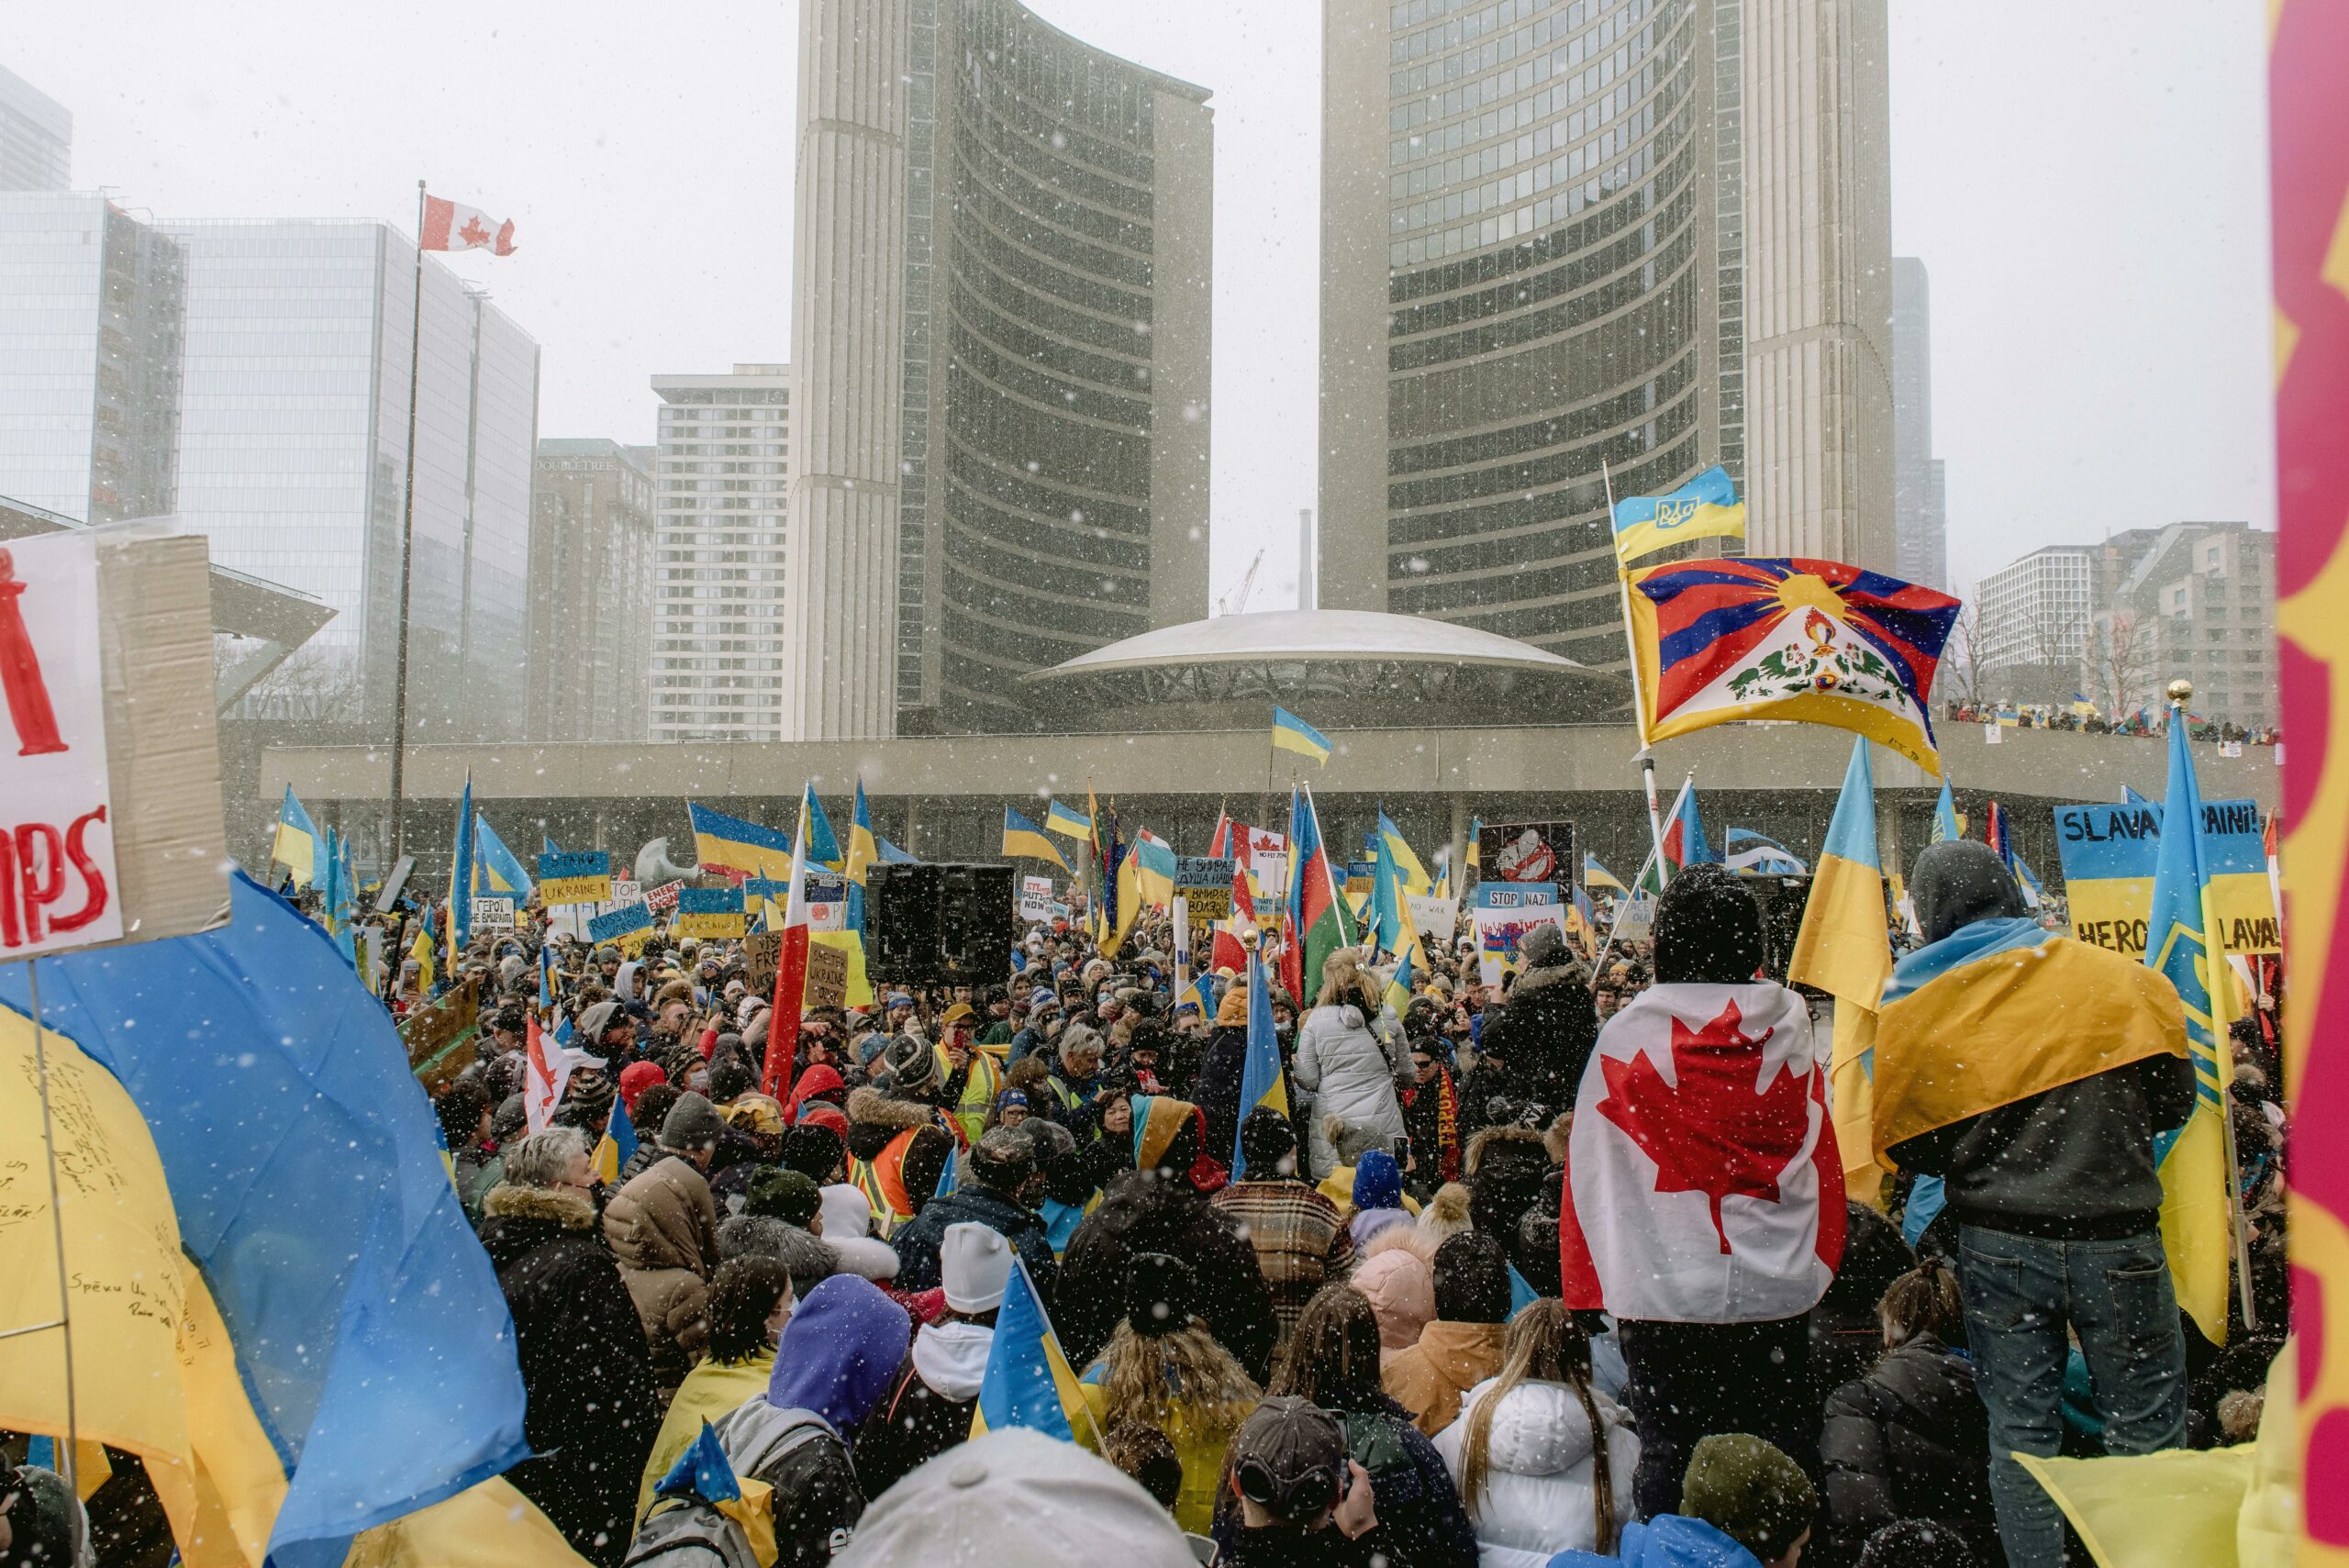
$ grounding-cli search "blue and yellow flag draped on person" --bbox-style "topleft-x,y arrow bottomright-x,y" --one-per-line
1271,705 -> 1332,766
1002,807 -> 1074,873
2143,710 -> 2238,1344
1230,951 -> 1291,1178
0,874 -> 529,1568
1609,463 -> 1747,564
273,784 -> 319,887
971,1256 -> 1093,1442
1787,739 -> 1895,1206
472,813 -> 533,902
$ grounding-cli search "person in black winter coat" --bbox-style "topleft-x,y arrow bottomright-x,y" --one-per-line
1471,923 -> 1599,1121
1820,1257 -> 2001,1568
475,1129 -> 659,1568
1807,1203 -> 1920,1414
1057,1167 -> 1283,1383
1194,984 -> 1255,1168
887,1129 -> 1060,1301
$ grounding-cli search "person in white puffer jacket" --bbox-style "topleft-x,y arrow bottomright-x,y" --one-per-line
1431,1300 -> 1639,1568
1293,950 -> 1414,1181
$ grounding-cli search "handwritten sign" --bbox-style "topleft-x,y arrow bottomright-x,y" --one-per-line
805,941 -> 849,1010
0,533 -> 122,955
473,895 -> 516,929
1471,906 -> 1567,988
539,851 -> 613,907
1173,856 -> 1233,919
675,886 -> 746,940
1019,874 -> 1053,921
2054,798 -> 2277,956
644,879 -> 685,913
587,900 -> 655,951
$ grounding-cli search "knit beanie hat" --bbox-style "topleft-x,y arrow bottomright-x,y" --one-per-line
967,1127 -> 1037,1193
618,1060 -> 668,1114
882,1033 -> 941,1095
745,1166 -> 823,1228
1431,1231 -> 1511,1325
941,1222 -> 1014,1314
1680,1433 -> 1819,1562
1238,1106 -> 1298,1177
662,1090 -> 727,1151
1653,863 -> 1765,984
1352,1149 -> 1403,1212
1124,1251 -> 1199,1339
1520,920 -> 1567,970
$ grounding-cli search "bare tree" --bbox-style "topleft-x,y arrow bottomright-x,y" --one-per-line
2085,613 -> 2154,719
1943,601 -> 1987,708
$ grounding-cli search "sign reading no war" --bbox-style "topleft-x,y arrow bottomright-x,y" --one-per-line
2054,799 -> 2277,956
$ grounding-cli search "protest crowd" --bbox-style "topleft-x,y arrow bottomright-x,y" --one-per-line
4,759 -> 2278,1568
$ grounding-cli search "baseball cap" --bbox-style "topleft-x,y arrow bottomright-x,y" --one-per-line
941,1001 -> 975,1026
1230,1396 -> 1348,1520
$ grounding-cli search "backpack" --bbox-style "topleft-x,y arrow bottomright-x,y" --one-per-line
620,1501 -> 759,1568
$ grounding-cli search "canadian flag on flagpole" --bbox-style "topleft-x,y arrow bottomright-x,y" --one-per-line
761,811 -> 813,1100
421,193 -> 518,255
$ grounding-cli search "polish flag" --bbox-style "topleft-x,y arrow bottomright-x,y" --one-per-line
761,813 -> 812,1100
421,193 -> 518,255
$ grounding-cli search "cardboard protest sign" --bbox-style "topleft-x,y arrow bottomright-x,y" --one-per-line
745,931 -> 782,998
1612,894 -> 1659,943
1479,820 -> 1576,885
805,941 -> 850,1009
675,886 -> 746,940
1174,855 -> 1234,919
1019,875 -> 1053,921
587,900 -> 654,954
1472,905 -> 1566,987
401,973 -> 480,1090
610,879 -> 643,904
1405,894 -> 1459,944
2054,799 -> 2279,956
539,850 -> 614,907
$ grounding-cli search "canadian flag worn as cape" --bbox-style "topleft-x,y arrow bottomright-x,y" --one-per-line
1559,982 -> 1844,1323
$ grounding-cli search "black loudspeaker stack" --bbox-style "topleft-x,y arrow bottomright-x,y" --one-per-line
865,863 -> 1018,987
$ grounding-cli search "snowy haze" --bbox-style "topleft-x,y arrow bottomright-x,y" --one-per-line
8,0 -> 2269,610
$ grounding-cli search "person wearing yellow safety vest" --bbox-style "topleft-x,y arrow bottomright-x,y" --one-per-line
842,1034 -> 962,1238
935,1002 -> 1002,1148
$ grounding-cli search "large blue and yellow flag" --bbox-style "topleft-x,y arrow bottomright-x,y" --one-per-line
1043,798 -> 1093,841
844,778 -> 878,935
1271,705 -> 1333,766
800,784 -> 843,872
1583,853 -> 1627,897
1788,739 -> 1894,1205
592,1091 -> 639,1187
473,813 -> 534,903
689,801 -> 796,883
1230,951 -> 1292,1178
2143,713 -> 2237,1344
971,1256 -> 1093,1443
1135,829 -> 1178,906
1609,462 -> 1747,564
0,874 -> 529,1568
450,773 -> 477,970
273,783 -> 319,888
1003,807 -> 1074,874
1626,558 -> 1963,774
1375,809 -> 1432,895
1100,845 -> 1143,958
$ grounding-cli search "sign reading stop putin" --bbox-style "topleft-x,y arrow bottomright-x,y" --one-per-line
0,534 -> 123,955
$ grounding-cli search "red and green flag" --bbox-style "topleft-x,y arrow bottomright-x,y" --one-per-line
1281,783 -> 1355,1006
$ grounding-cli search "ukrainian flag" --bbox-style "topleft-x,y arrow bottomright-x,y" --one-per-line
473,813 -> 534,902
1583,853 -> 1627,897
1609,463 -> 1745,564
970,1256 -> 1093,1443
1932,780 -> 1962,844
273,783 -> 319,887
1375,809 -> 1432,895
2143,712 -> 2237,1344
845,777 -> 878,935
1043,798 -> 1094,841
449,773 -> 476,969
1271,705 -> 1333,766
649,1421 -> 777,1566
1002,806 -> 1074,874
1230,950 -> 1291,1177
800,785 -> 843,871
1136,829 -> 1178,906
689,801 -> 796,882
593,1092 -> 639,1186
1101,846 -> 1143,957
1787,739 -> 1895,1205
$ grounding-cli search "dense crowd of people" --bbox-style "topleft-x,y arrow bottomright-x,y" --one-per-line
3,839 -> 2288,1568
1941,699 -> 2279,746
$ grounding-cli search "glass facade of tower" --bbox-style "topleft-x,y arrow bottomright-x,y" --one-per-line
0,194 -> 184,524
1377,0 -> 1713,666
167,219 -> 539,737
0,65 -> 71,193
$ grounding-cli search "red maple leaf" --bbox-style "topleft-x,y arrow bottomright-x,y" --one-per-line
458,214 -> 492,248
1596,999 -> 1809,1254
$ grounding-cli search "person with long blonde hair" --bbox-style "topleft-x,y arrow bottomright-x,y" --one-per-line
1432,1300 -> 1636,1566
1079,1251 -> 1262,1534
1295,949 -> 1414,1180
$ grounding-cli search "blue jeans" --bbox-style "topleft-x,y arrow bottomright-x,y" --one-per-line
1956,1223 -> 2188,1568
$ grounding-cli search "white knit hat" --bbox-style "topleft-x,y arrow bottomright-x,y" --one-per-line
941,1222 -> 1013,1315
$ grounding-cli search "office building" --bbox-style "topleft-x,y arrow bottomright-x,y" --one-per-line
0,193 -> 184,524
651,365 -> 790,742
1319,0 -> 1892,668
2088,522 -> 2277,729
165,218 -> 540,739
529,439 -> 656,743
1891,257 -> 1947,591
0,65 -> 71,191
787,0 -> 1214,738
1974,545 -> 2092,702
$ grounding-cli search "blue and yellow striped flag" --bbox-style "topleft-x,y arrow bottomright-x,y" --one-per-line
1043,798 -> 1093,841
1931,779 -> 1962,844
592,1093 -> 638,1186
1787,738 -> 1894,1205
1375,808 -> 1431,895
1230,951 -> 1291,1177
2144,712 -> 2237,1344
1271,706 -> 1332,766
273,784 -> 319,887
970,1255 -> 1092,1442
1609,463 -> 1745,564
473,813 -> 534,902
1002,807 -> 1074,874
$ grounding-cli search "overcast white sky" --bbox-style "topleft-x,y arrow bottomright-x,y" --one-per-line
10,1 -> 2271,606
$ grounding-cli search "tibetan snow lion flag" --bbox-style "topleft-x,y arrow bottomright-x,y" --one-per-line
1625,558 -> 1962,775
1559,984 -> 1844,1322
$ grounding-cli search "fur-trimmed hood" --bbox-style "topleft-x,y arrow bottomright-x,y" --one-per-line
847,1084 -> 935,1132
481,1181 -> 597,1229
1510,962 -> 1585,996
1465,1123 -> 1552,1175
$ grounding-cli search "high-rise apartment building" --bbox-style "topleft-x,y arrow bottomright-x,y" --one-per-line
2087,522 -> 2277,728
1891,257 -> 1947,592
529,439 -> 656,742
1974,546 -> 2093,697
651,366 -> 791,742
0,194 -> 184,524
787,0 -> 1214,738
164,218 -> 540,739
0,65 -> 71,192
1320,0 -> 1891,668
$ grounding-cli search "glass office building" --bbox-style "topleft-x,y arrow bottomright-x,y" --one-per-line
0,65 -> 71,193
166,219 -> 540,738
0,193 -> 184,524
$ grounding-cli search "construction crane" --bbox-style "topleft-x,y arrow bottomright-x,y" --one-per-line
1216,549 -> 1264,617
